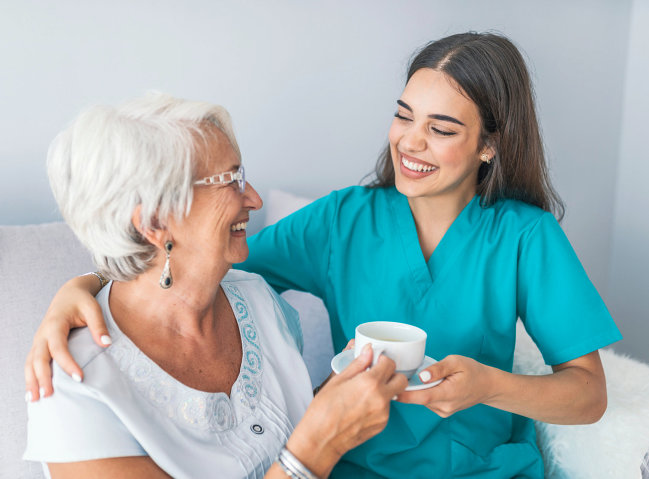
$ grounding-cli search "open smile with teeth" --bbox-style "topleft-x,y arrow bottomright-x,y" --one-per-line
230,221 -> 248,232
401,156 -> 437,173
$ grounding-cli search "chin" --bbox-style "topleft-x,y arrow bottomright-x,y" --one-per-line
226,246 -> 249,265
394,176 -> 437,199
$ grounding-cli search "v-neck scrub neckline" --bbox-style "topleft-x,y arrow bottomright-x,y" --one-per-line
388,190 -> 481,295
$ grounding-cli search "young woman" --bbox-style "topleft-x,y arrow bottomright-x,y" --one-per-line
26,32 -> 620,478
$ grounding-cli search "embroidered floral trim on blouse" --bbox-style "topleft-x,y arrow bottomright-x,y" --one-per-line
225,284 -> 263,412
105,282 -> 263,433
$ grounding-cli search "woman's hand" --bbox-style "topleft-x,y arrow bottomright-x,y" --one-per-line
25,274 -> 107,401
313,339 -> 355,395
396,352 -> 607,425
284,344 -> 408,478
396,355 -> 496,417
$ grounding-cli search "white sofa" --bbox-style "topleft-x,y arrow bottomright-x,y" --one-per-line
1,190 -> 648,479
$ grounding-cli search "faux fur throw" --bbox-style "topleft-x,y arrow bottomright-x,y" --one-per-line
513,322 -> 649,479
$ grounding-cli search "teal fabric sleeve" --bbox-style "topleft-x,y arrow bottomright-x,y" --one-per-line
239,192 -> 337,299
517,213 -> 622,365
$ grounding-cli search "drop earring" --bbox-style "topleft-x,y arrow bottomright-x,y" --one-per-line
481,153 -> 492,165
159,241 -> 173,289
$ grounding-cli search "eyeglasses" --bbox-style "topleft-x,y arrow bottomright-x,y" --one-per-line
194,165 -> 246,193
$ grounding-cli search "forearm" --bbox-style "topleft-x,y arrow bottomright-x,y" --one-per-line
262,422 -> 341,479
266,346 -> 401,478
48,456 -> 172,478
485,354 -> 607,424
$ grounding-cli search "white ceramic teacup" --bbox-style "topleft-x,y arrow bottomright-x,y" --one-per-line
354,321 -> 427,378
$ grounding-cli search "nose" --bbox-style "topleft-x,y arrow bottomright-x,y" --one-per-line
400,123 -> 427,153
243,182 -> 263,211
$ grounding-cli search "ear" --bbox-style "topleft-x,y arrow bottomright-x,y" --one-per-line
131,205 -> 167,250
480,134 -> 498,162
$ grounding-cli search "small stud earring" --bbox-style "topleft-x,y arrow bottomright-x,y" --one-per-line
159,241 -> 173,289
481,153 -> 492,165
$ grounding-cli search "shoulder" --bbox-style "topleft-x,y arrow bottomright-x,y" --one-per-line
223,268 -> 267,285
478,198 -> 553,237
328,186 -> 392,222
334,185 -> 388,205
45,287 -> 112,393
63,286 -> 114,369
65,327 -> 107,370
223,269 -> 287,313
487,198 -> 547,225
223,270 -> 303,352
223,269 -> 294,315
306,185 -> 388,210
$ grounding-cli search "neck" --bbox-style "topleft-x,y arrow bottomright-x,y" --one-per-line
407,190 -> 475,261
110,261 -> 231,339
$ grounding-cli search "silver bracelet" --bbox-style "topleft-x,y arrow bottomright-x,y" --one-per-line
84,271 -> 109,288
276,447 -> 319,479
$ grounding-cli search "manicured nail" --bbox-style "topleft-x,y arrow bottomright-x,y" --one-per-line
419,370 -> 432,382
39,387 -> 46,398
361,343 -> 371,356
25,391 -> 32,402
72,373 -> 82,383
392,395 -> 398,401
100,335 -> 112,345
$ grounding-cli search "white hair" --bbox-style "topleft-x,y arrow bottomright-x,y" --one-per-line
47,92 -> 239,281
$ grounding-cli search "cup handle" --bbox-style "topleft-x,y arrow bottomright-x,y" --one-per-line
371,347 -> 385,367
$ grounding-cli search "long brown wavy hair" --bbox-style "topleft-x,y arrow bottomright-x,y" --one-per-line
368,32 -> 564,220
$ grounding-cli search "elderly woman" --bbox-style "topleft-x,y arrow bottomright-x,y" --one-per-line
23,94 -> 407,478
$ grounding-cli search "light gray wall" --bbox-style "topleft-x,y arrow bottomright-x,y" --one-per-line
1,1 -> 642,357
608,0 -> 649,363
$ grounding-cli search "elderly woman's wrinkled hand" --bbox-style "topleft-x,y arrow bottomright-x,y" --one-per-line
286,344 -> 407,476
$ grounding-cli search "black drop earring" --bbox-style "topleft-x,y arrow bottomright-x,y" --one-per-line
159,241 -> 173,289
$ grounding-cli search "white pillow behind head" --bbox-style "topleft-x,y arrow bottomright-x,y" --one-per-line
263,189 -> 313,227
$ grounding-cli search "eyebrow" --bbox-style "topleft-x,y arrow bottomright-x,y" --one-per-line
397,100 -> 465,126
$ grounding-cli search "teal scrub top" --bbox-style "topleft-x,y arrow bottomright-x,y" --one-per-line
239,186 -> 622,479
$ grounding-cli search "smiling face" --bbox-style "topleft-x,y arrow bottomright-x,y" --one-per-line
167,126 -> 262,277
389,68 -> 492,203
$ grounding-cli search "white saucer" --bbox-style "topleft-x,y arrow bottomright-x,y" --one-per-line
330,350 -> 443,391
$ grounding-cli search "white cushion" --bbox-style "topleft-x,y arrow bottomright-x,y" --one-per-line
0,223 -> 94,479
263,189 -> 313,227
514,321 -> 649,478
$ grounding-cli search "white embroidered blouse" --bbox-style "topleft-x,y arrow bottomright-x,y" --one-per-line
24,270 -> 313,479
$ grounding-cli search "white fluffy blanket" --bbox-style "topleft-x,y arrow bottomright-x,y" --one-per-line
514,322 -> 649,479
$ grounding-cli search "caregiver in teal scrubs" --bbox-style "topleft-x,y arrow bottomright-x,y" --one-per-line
26,33 -> 621,478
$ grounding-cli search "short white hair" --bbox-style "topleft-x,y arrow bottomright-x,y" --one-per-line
48,92 -> 239,281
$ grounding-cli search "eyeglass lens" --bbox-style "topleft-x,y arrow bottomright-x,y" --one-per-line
238,166 -> 246,193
